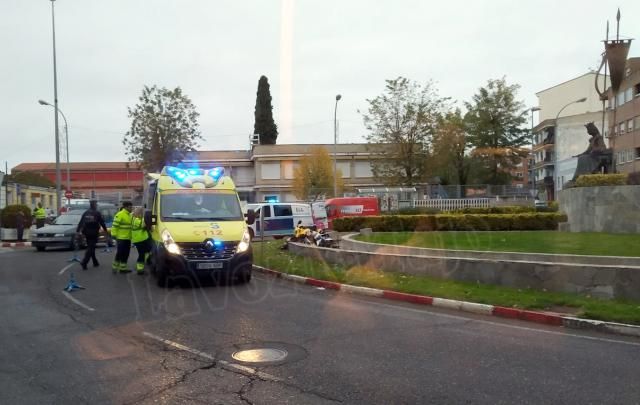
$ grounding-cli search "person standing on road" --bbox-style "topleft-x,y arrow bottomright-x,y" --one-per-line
15,210 -> 25,242
33,203 -> 47,229
76,200 -> 108,270
111,201 -> 133,273
131,207 -> 150,275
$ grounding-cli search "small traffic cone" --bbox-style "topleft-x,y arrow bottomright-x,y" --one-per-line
64,272 -> 85,292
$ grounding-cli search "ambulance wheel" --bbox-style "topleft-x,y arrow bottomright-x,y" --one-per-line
234,266 -> 252,284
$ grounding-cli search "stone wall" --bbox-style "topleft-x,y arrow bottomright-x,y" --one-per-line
559,185 -> 640,234
289,242 -> 640,301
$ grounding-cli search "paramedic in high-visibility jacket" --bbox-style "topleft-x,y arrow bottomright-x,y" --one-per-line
110,201 -> 133,273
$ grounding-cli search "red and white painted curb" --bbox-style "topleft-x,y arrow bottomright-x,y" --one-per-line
1,241 -> 32,248
253,265 -> 640,339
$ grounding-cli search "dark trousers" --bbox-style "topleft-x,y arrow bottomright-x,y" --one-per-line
134,240 -> 150,264
36,219 -> 45,229
16,226 -> 24,241
82,237 -> 99,266
115,239 -> 131,264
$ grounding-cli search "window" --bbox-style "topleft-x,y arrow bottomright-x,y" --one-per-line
619,122 -> 625,135
354,161 -> 373,178
337,162 -> 351,178
628,119 -> 634,133
635,147 -> 640,160
616,91 -> 625,106
516,172 -> 523,178
261,162 -> 281,180
625,88 -> 633,103
635,83 -> 640,97
273,205 -> 292,217
255,205 -> 271,218
282,161 -> 295,180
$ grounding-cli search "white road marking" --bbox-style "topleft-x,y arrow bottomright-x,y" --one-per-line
58,263 -> 76,275
142,332 -> 281,381
61,291 -> 95,312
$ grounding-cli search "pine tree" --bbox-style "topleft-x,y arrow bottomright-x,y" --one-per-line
253,76 -> 278,145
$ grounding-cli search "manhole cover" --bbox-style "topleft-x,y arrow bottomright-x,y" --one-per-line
232,348 -> 288,363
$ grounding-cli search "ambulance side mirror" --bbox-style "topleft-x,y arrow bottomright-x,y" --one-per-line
144,210 -> 156,227
245,209 -> 256,225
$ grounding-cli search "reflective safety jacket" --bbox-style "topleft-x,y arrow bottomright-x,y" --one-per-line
34,207 -> 47,220
131,217 -> 149,244
111,209 -> 133,240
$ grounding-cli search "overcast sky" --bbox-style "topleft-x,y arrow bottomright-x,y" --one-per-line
1,0 -> 638,172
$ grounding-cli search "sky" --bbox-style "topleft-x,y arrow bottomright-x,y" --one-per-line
1,0 -> 639,172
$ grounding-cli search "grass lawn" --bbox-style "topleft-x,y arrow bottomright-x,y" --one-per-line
354,231 -> 640,257
254,241 -> 640,325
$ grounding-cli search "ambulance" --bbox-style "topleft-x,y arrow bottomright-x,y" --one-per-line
144,166 -> 255,287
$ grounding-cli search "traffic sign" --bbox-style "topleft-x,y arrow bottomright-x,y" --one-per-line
65,190 -> 73,199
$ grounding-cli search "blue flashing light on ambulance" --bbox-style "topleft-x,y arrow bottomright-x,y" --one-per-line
143,166 -> 256,287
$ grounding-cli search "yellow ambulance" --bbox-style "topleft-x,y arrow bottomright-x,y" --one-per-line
144,166 -> 255,287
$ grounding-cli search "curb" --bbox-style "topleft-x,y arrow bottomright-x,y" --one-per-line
253,265 -> 640,339
1,242 -> 32,248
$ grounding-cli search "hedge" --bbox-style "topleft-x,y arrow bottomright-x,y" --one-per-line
333,213 -> 568,232
575,174 -> 627,187
0,205 -> 32,229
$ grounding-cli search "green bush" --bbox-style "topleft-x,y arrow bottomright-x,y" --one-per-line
333,213 -> 567,232
0,205 -> 32,229
394,207 -> 441,215
575,174 -> 627,187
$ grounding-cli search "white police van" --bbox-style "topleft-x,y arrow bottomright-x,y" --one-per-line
246,203 -> 314,239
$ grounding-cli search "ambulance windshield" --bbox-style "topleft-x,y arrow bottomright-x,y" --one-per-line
160,192 -> 243,221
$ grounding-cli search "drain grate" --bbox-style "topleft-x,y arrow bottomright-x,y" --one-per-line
232,348 -> 288,364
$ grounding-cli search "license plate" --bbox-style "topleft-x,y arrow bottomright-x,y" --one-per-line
197,262 -> 223,270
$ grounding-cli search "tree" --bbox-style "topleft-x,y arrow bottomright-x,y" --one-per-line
464,77 -> 528,184
4,171 -> 54,188
362,77 -> 449,186
123,85 -> 203,173
292,146 -> 344,200
253,76 -> 278,145
429,110 -> 473,188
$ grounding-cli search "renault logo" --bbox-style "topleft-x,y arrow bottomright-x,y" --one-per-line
204,240 -> 215,252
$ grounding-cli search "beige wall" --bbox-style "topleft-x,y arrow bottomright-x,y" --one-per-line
2,184 -> 58,210
537,73 -> 607,122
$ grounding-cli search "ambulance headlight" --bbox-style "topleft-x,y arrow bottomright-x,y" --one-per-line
162,229 -> 181,255
237,230 -> 251,253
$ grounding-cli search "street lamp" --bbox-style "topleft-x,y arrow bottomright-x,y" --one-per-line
553,97 -> 587,197
530,107 -> 541,196
333,94 -> 342,197
38,100 -> 70,199
46,0 -> 62,212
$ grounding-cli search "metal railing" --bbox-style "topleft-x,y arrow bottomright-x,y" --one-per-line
413,198 -> 491,211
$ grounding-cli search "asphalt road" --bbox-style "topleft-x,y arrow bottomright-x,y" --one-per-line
1,245 -> 640,405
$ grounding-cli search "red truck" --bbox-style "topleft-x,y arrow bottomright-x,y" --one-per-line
324,197 -> 380,229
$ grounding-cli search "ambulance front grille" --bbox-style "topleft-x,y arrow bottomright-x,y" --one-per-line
177,242 -> 237,260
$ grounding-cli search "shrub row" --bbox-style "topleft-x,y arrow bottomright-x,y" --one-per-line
575,174 -> 627,187
0,205 -> 32,229
333,213 -> 568,232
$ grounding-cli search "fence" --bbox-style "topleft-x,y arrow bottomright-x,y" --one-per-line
424,184 -> 534,199
412,198 -> 491,211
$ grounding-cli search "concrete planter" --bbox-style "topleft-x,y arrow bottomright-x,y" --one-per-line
0,228 -> 31,241
559,185 -> 640,234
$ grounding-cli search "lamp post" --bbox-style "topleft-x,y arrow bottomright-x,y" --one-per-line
38,100 -> 69,199
46,0 -> 62,212
553,97 -> 587,197
530,107 -> 541,196
333,94 -> 342,197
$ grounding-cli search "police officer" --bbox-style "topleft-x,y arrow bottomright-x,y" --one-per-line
131,207 -> 150,275
33,202 -> 47,229
76,200 -> 108,270
111,201 -> 133,273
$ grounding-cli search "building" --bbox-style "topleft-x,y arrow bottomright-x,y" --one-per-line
1,182 -> 58,211
186,143 -> 383,202
14,144 -> 384,204
608,57 -> 640,174
11,162 -> 144,203
532,72 -> 608,200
